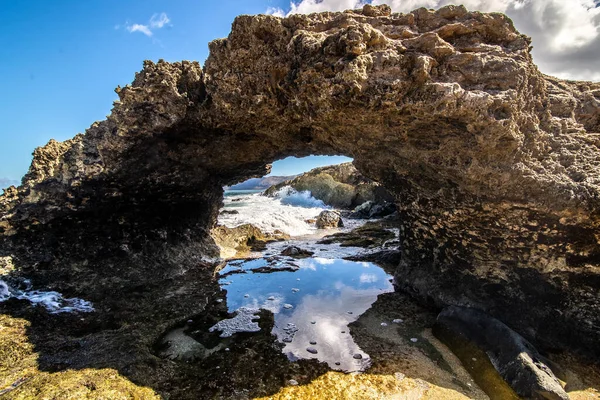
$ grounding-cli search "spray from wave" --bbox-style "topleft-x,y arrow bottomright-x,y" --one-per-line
271,186 -> 328,208
218,186 -> 329,236
0,279 -> 94,314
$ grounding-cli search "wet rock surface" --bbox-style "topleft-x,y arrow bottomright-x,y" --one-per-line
433,306 -> 569,400
318,220 -> 398,248
280,245 -> 314,258
211,223 -> 290,258
348,200 -> 397,219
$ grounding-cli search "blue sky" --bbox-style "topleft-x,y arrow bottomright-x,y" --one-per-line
2,0 -> 599,186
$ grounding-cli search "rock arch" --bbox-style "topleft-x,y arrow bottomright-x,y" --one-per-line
1,4 -> 599,358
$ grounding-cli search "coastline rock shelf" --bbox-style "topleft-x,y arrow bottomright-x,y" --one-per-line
1,3 -> 600,397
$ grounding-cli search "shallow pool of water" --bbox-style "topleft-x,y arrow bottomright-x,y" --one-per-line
215,256 -> 394,372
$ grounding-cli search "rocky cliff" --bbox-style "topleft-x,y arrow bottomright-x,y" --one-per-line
264,162 -> 393,208
1,3 -> 600,374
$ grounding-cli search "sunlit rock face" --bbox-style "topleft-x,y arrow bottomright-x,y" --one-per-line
1,4 -> 599,358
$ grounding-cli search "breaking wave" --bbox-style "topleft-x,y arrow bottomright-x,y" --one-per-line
218,186 -> 329,236
0,279 -> 94,314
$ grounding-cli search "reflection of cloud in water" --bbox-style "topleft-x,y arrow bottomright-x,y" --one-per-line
219,257 -> 394,372
359,273 -> 378,283
240,293 -> 284,314
314,257 -> 335,265
301,261 -> 318,271
274,284 -> 383,371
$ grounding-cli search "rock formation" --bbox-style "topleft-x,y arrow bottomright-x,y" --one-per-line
211,224 -> 289,258
264,162 -> 393,208
1,3 -> 600,368
316,210 -> 344,229
434,306 -> 568,400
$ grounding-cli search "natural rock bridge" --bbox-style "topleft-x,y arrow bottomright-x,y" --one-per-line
1,3 -> 600,376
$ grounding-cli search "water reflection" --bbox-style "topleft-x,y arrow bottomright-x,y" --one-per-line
218,257 -> 394,371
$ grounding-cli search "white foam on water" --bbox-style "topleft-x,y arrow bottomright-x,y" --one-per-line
209,307 -> 261,337
0,279 -> 94,314
271,186 -> 328,208
0,280 -> 9,301
218,186 -> 329,236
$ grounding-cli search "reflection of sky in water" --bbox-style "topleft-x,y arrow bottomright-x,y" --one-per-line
218,257 -> 394,371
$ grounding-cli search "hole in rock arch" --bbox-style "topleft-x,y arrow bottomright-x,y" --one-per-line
219,155 -> 356,238
182,154 -> 406,373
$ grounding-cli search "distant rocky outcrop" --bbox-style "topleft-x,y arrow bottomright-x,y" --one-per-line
348,200 -> 397,219
225,175 -> 296,191
264,162 -> 393,209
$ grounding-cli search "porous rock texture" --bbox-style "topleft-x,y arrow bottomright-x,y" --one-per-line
316,210 -> 344,229
433,306 -> 569,400
1,3 -> 600,375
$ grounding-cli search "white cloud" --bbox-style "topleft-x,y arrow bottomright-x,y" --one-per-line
271,0 -> 600,81
150,12 -> 170,29
314,257 -> 335,264
266,6 -> 286,17
359,273 -> 378,283
127,23 -> 153,37
290,0 -> 365,14
125,12 -> 170,38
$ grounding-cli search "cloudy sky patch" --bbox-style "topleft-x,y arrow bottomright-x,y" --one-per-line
124,12 -> 171,37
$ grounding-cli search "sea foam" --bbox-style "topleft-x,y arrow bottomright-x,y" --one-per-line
0,279 -> 94,314
218,186 -> 328,236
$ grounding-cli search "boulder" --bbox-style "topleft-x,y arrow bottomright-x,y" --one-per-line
281,246 -> 314,259
349,201 -> 396,219
433,306 -> 568,400
211,224 -> 290,258
316,211 -> 344,229
220,209 -> 239,215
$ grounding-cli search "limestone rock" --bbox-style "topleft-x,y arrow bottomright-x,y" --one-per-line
0,4 -> 599,361
318,221 -> 396,248
264,162 -> 393,209
349,201 -> 396,219
281,246 -> 314,258
211,224 -> 290,258
316,211 -> 344,229
433,306 -> 568,400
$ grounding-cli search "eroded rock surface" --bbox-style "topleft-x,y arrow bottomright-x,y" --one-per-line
211,224 -> 290,258
433,306 -> 568,400
1,3 -> 600,376
316,210 -> 344,229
